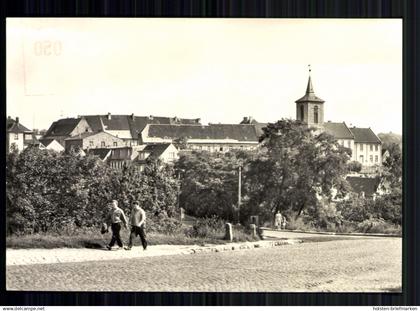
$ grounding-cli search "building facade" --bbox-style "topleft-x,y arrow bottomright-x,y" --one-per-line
6,117 -> 35,153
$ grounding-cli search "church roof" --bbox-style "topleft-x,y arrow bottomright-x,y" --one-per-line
295,76 -> 325,104
323,122 -> 354,139
349,127 -> 381,144
146,124 -> 259,142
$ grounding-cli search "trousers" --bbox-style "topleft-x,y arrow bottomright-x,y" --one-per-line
128,225 -> 147,249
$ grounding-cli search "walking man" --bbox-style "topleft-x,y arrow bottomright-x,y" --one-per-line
106,199 -> 128,250
125,201 -> 148,251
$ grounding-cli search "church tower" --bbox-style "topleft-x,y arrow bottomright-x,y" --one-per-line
295,65 -> 325,129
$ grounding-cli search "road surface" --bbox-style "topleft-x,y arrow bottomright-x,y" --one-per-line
7,237 -> 401,292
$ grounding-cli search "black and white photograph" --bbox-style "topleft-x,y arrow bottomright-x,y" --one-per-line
6,18 -> 402,292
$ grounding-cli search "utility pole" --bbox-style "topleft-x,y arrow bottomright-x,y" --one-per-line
237,165 -> 242,224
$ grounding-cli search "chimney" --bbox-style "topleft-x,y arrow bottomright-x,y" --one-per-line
107,113 -> 111,120
196,118 -> 201,124
149,115 -> 154,120
248,116 -> 254,123
242,117 -> 249,124
131,113 -> 135,121
16,117 -> 19,124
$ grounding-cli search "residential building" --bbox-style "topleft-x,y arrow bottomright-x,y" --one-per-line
349,127 -> 382,169
64,131 -> 125,151
43,114 -> 201,147
6,117 -> 34,153
42,117 -> 93,147
137,143 -> 179,170
140,124 -> 259,152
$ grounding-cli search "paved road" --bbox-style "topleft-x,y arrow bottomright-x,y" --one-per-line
7,238 -> 401,292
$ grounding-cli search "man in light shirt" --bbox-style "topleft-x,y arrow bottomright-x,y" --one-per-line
106,199 -> 128,250
125,201 -> 148,251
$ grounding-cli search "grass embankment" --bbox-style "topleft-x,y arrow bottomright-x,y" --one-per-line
6,225 -> 259,249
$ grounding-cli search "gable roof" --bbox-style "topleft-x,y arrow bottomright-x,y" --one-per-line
39,138 -> 55,146
239,117 -> 267,138
82,115 -> 201,140
44,118 -> 82,137
323,122 -> 354,139
146,124 -> 259,142
349,127 -> 381,143
141,143 -> 172,159
346,176 -> 381,197
64,131 -> 121,141
7,118 -> 31,133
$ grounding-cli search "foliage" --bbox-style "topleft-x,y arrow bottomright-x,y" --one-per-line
175,150 -> 253,222
246,119 -> 351,222
381,142 -> 402,190
185,216 -> 226,239
147,214 -> 182,234
347,161 -> 362,173
6,147 -> 179,235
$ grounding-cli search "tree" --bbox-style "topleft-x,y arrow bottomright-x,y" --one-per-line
382,142 -> 402,189
246,119 -> 351,221
173,136 -> 189,150
347,161 -> 362,173
175,150 -> 253,221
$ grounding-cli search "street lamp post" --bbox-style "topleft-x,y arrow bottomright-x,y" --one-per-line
237,165 -> 242,224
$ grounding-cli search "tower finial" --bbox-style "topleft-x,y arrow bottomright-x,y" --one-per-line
308,64 -> 311,75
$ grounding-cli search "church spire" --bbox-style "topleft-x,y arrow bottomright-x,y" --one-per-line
295,65 -> 324,104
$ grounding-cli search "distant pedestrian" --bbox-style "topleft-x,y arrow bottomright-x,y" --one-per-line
275,212 -> 282,230
125,201 -> 148,251
106,199 -> 128,250
281,216 -> 287,230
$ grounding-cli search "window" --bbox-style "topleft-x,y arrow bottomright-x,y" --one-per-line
360,144 -> 363,151
89,141 -> 94,147
101,141 -> 105,147
219,147 -> 223,151
375,155 -> 379,162
314,106 -> 319,124
370,155 -> 373,162
300,105 -> 305,121
375,145 -> 378,151
370,144 -> 373,151
113,142 -> 118,147
359,155 -> 364,163
347,141 -> 351,148
14,134 -> 19,140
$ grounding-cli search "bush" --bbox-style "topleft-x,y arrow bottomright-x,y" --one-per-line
6,147 -> 179,235
185,216 -> 226,239
357,218 -> 401,235
347,161 -> 362,173
147,214 -> 182,234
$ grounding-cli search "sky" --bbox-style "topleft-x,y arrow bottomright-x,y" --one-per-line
7,18 -> 402,134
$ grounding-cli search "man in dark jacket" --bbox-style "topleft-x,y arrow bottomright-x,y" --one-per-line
106,200 -> 128,250
125,201 -> 147,251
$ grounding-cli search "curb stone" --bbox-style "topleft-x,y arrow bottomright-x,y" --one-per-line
6,239 -> 302,266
